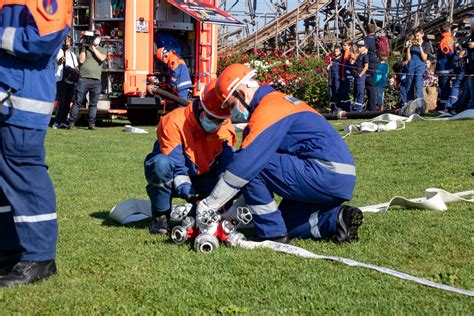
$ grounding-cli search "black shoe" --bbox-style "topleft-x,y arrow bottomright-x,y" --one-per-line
0,250 -> 21,271
149,211 -> 170,235
331,205 -> 363,243
0,260 -> 57,288
252,233 -> 290,244
68,122 -> 76,130
88,124 -> 96,130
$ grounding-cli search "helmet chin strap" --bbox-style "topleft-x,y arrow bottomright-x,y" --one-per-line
233,91 -> 251,112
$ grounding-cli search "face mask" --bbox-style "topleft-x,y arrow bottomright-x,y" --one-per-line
93,38 -> 101,46
230,102 -> 250,122
199,113 -> 220,133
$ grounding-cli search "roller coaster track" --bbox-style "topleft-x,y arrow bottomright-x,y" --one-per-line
219,1 -> 473,55
390,3 -> 474,51
219,0 -> 331,53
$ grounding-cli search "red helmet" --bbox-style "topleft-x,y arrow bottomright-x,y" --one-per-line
215,63 -> 257,105
200,79 -> 230,119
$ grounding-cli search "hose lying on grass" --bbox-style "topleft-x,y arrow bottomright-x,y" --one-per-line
237,239 -> 474,297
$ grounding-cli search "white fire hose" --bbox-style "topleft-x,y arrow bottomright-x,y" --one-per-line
109,189 -> 474,296
236,239 -> 474,297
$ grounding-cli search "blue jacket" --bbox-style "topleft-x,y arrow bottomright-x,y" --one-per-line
166,50 -> 193,92
222,86 -> 356,200
0,1 -> 70,130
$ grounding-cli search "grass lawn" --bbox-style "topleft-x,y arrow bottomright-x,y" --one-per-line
0,118 -> 473,313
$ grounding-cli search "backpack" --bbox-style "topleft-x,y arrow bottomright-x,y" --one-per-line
376,35 -> 390,59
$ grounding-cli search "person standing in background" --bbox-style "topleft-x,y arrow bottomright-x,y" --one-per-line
364,24 -> 379,111
54,34 -> 78,129
68,33 -> 107,130
373,52 -> 389,111
406,27 -> 432,102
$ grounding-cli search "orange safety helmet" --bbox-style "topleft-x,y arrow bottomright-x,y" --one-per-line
215,63 -> 257,105
155,47 -> 169,62
200,79 -> 230,119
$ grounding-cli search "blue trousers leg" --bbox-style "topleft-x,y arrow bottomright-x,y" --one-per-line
337,79 -> 351,112
352,75 -> 365,112
0,125 -> 57,261
144,154 -> 174,213
144,153 -> 222,213
437,74 -> 452,110
242,153 -> 346,239
398,74 -> 409,105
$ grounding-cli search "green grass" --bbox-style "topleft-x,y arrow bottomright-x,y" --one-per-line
0,119 -> 473,313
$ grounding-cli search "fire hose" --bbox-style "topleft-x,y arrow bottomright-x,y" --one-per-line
168,196 -> 474,297
147,75 -> 189,107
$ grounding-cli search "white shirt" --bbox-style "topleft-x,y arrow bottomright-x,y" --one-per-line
55,48 -> 79,83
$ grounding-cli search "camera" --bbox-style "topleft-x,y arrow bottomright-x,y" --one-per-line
81,30 -> 95,47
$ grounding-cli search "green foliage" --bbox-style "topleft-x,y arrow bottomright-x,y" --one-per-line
0,120 -> 473,313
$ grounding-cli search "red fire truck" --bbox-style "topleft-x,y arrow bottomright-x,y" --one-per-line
72,0 -> 241,124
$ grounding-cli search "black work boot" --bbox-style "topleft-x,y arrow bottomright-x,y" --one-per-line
0,250 -> 21,272
68,122 -> 76,130
0,260 -> 57,288
88,123 -> 96,130
149,211 -> 170,235
331,205 -> 363,243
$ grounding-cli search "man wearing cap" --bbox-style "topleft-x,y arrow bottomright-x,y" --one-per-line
144,79 -> 236,234
196,64 -> 363,244
155,47 -> 193,102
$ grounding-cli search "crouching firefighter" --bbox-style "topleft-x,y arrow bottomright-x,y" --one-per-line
197,64 -> 363,244
0,0 -> 72,287
144,79 -> 237,234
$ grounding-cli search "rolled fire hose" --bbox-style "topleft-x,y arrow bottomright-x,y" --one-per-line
236,239 -> 474,297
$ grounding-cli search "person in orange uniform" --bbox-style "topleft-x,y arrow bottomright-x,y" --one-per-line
155,47 -> 193,102
436,23 -> 457,111
0,0 -> 71,287
197,64 -> 363,244
144,79 -> 236,234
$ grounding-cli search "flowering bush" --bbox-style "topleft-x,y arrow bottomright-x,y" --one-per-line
218,49 -> 329,110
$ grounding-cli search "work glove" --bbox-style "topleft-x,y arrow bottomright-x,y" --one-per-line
176,183 -> 197,203
196,198 -> 217,221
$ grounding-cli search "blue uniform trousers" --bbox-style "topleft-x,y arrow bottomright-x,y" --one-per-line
144,154 -> 219,213
352,74 -> 366,112
437,72 -> 453,110
0,124 -> 57,261
241,153 -> 347,239
398,65 -> 409,106
329,74 -> 340,112
447,70 -> 464,108
336,78 -> 352,112
177,89 -> 191,105
406,59 -> 425,101
453,76 -> 474,111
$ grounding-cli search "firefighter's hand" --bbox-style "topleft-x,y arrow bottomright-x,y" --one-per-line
177,183 -> 197,202
146,84 -> 155,95
196,199 -> 213,219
